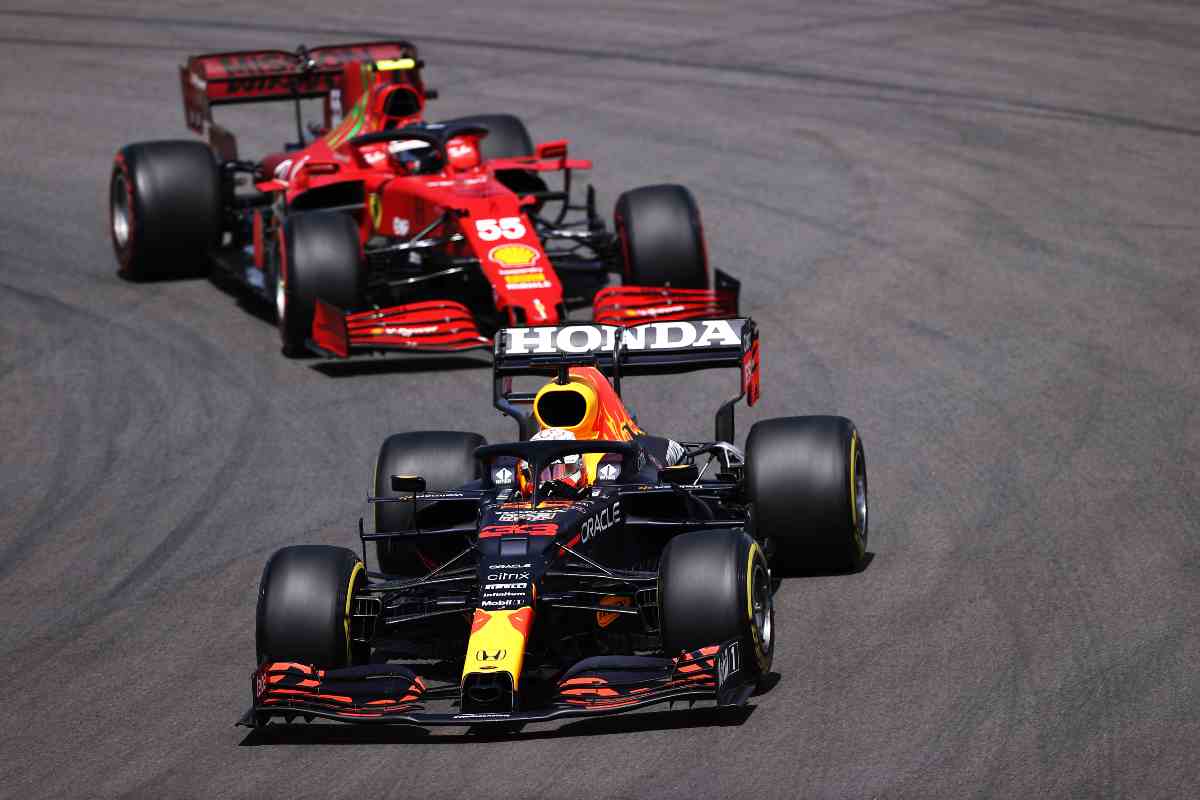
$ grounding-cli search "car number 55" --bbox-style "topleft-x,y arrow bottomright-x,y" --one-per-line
475,217 -> 526,241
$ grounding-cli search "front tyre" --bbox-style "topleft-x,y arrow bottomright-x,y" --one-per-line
256,545 -> 366,668
659,530 -> 773,681
746,416 -> 868,573
110,141 -> 221,281
614,184 -> 709,289
277,211 -> 363,357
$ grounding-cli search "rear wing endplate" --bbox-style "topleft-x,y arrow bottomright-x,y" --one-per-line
493,318 -> 761,443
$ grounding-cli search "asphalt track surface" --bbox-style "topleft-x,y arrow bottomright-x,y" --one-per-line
2,2 -> 1198,798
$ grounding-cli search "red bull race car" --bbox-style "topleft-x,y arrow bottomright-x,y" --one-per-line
109,41 -> 738,357
240,319 -> 870,729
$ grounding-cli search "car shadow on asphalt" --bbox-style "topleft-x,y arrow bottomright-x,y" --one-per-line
773,551 -> 875,584
237,703 -> 761,747
309,355 -> 492,378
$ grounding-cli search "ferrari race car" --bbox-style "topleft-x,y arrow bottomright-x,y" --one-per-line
109,41 -> 738,357
240,318 -> 870,729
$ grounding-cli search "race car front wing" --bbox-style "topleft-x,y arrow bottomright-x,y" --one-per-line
237,639 -> 753,728
308,298 -> 492,357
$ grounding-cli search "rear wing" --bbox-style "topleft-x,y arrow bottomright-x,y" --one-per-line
179,41 -> 423,148
493,318 -> 761,443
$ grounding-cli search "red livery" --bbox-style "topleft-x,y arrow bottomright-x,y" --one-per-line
110,42 -> 740,358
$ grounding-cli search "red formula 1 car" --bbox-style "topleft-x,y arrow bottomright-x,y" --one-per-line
108,41 -> 739,357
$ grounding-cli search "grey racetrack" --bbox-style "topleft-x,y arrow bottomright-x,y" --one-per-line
2,2 -> 1198,798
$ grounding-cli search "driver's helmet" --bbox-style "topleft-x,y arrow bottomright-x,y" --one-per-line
388,138 -> 444,175
517,428 -> 590,497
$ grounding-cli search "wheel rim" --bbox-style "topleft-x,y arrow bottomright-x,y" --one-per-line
750,559 -> 772,654
111,172 -> 131,249
854,444 -> 868,550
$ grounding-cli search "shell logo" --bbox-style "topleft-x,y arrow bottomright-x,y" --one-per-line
489,243 -> 539,268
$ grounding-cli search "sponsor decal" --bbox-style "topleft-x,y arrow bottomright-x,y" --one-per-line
489,563 -> 531,569
581,501 -> 621,543
479,523 -> 556,538
533,298 -> 549,321
453,713 -> 512,720
501,319 -> 743,356
392,217 -> 410,237
329,88 -> 343,126
482,583 -> 528,591
227,72 -> 337,95
493,466 -> 514,484
718,641 -> 741,684
476,649 -> 507,662
500,500 -> 570,509
625,304 -> 685,318
369,325 -> 437,337
496,509 -> 564,522
597,463 -> 620,481
448,142 -> 475,159
489,243 -> 540,268
363,149 -> 387,165
503,271 -> 547,284
486,569 -> 531,581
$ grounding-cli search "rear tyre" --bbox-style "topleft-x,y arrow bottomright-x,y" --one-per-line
659,530 -> 773,680
110,140 -> 221,281
746,416 -> 868,573
374,431 -> 486,575
277,211 -> 363,357
256,545 -> 366,668
614,184 -> 709,288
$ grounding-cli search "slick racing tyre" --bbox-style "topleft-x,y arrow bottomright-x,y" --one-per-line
256,545 -> 366,668
276,211 -> 363,357
659,530 -> 773,681
374,431 -> 487,576
109,140 -> 221,281
746,416 -> 868,573
441,113 -> 545,196
615,184 -> 709,289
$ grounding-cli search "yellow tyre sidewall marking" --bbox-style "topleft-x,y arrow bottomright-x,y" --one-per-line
745,541 -> 770,671
344,560 -> 364,664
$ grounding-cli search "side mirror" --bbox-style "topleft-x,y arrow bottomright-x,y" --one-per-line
390,475 -> 427,493
535,139 -> 568,160
658,464 -> 698,485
